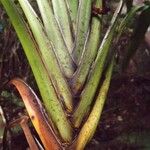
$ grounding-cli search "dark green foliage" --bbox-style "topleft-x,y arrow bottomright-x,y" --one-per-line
122,4 -> 150,72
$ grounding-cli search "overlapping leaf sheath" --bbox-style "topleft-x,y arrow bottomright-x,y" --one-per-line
51,0 -> 74,52
65,0 -> 78,33
0,0 -> 72,142
17,0 -> 73,112
71,0 -> 102,94
1,0 -> 146,149
75,58 -> 114,150
73,0 -> 92,64
36,0 -> 75,69
73,0 -> 124,128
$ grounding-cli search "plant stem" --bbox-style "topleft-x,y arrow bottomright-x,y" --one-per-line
72,0 -> 92,64
18,0 -> 73,111
75,57 -> 114,150
71,0 -> 102,94
0,0 -> 73,142
52,0 -> 74,52
73,0 -> 124,128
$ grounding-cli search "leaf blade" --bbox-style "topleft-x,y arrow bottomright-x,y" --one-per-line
52,0 -> 74,51
72,0 -> 92,64
18,0 -> 73,112
71,0 -> 103,94
73,0 -> 124,128
65,0 -> 78,34
75,58 -> 114,150
0,0 -> 73,142
36,0 -> 75,68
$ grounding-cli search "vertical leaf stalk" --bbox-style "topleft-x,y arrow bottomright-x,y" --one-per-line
75,58 -> 114,150
17,0 -> 73,112
52,0 -> 74,51
72,0 -> 92,64
36,0 -> 75,76
65,0 -> 78,34
71,0 -> 102,94
0,0 -> 72,142
73,0 -> 124,128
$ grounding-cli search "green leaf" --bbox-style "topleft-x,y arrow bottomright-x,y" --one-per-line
117,5 -> 144,39
73,0 -> 124,128
17,0 -> 73,112
71,0 -> 102,94
51,0 -> 74,51
75,57 -> 114,150
36,0 -> 75,71
0,0 -> 72,142
65,0 -> 78,34
72,0 -> 92,64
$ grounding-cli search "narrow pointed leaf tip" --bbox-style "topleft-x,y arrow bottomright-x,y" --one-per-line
9,78 -> 61,150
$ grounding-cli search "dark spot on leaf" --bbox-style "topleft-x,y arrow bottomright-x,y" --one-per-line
31,115 -> 35,120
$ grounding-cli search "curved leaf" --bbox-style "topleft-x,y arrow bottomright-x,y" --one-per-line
17,0 -> 73,111
9,78 -> 61,150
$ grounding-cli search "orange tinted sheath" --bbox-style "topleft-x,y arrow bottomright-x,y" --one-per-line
10,78 -> 61,150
